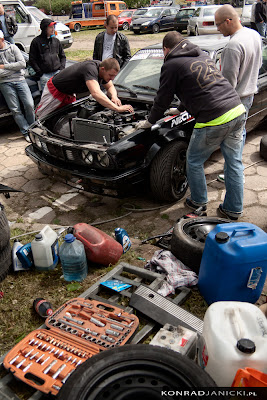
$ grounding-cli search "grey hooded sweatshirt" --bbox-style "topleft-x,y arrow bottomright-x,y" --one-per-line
0,41 -> 26,83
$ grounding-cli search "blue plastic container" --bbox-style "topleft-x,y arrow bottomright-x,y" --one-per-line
59,234 -> 88,282
198,222 -> 267,305
115,228 -> 131,253
16,242 -> 34,269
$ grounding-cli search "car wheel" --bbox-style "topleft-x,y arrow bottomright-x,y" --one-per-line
260,135 -> 267,161
171,216 -> 230,273
57,345 -> 217,400
74,23 -> 81,32
195,26 -> 199,36
152,24 -> 160,34
150,141 -> 188,202
187,25 -> 193,36
0,204 -> 10,250
0,242 -> 12,283
122,22 -> 129,30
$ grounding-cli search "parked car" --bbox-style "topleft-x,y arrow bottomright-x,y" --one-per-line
174,7 -> 197,33
240,4 -> 253,28
131,7 -> 149,22
117,9 -> 136,30
26,6 -> 73,49
187,5 -> 221,36
25,35 -> 267,202
130,6 -> 178,34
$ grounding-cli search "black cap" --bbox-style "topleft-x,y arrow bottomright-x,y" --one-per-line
35,233 -> 43,241
215,232 -> 229,244
236,338 -> 256,354
40,18 -> 56,32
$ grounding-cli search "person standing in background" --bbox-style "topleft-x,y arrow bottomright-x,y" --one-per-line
0,3 -> 17,44
93,15 -> 131,69
251,0 -> 261,31
29,18 -> 66,91
255,0 -> 267,36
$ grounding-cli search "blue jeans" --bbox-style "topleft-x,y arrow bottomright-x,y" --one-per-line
186,113 -> 246,215
39,71 -> 60,91
256,22 -> 266,37
240,95 -> 254,152
0,80 -> 35,135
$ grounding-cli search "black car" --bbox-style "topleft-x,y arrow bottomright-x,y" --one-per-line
25,35 -> 267,202
130,6 -> 179,34
174,7 -> 197,33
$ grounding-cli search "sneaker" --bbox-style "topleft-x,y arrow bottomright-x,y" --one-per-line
217,174 -> 245,184
185,197 -> 207,212
24,134 -> 31,143
217,204 -> 240,221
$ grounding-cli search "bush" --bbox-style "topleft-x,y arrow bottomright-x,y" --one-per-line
33,0 -> 71,15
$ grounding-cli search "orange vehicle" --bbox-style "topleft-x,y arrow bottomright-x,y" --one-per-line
66,0 -> 128,31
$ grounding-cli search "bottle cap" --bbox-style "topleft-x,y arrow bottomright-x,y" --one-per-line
236,338 -> 256,354
215,232 -> 229,243
64,233 -> 76,243
35,234 -> 43,241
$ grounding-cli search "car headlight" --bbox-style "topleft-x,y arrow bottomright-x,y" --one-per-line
35,137 -> 42,148
142,21 -> 150,26
55,30 -> 62,36
82,150 -> 94,165
97,152 -> 110,167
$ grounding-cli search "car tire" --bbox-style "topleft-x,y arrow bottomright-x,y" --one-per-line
0,204 -> 10,251
0,242 -> 12,283
150,140 -> 188,202
152,24 -> 160,34
57,345 -> 218,400
122,22 -> 129,30
195,26 -> 199,36
260,135 -> 267,161
74,23 -> 81,32
171,216 -> 230,273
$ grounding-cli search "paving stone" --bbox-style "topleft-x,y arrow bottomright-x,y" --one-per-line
245,175 -> 267,191
28,207 -> 54,220
258,191 -> 267,206
50,182 -> 72,194
0,146 -> 7,154
244,166 -> 257,176
242,205 -> 267,226
22,178 -> 52,193
243,189 -> 258,206
247,135 -> 264,146
1,176 -> 27,189
257,165 -> 267,177
207,187 -> 221,202
3,154 -> 30,167
24,167 -> 45,180
0,167 -> 26,178
242,143 -> 258,155
4,147 -> 25,157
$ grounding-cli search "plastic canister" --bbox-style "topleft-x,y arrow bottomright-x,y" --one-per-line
198,222 -> 267,305
232,367 -> 267,387
73,223 -> 123,265
197,301 -> 267,387
12,239 -> 27,271
16,243 -> 34,269
115,228 -> 131,253
31,225 -> 59,271
59,234 -> 88,282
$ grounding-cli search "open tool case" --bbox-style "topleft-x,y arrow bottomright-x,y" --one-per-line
3,298 -> 139,396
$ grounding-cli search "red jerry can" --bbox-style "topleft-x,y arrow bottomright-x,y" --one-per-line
73,223 -> 123,266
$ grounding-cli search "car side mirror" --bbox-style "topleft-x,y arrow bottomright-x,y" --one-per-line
27,14 -> 32,23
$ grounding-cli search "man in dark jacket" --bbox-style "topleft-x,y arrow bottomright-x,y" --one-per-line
0,3 -> 18,44
93,15 -> 131,68
29,18 -> 66,90
255,0 -> 267,36
136,31 -> 246,220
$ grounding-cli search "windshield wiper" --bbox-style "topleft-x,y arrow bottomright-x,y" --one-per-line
133,84 -> 157,92
114,84 -> 137,97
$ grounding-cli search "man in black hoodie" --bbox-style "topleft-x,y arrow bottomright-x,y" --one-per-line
29,18 -> 66,91
136,31 -> 246,220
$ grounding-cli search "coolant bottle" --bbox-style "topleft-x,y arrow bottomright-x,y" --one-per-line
31,225 -> 59,271
59,234 -> 88,282
12,239 -> 24,271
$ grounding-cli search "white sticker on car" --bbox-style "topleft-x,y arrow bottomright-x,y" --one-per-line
171,112 -> 192,128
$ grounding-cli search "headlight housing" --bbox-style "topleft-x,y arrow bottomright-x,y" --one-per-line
97,152 -> 110,167
82,150 -> 94,165
142,21 -> 151,26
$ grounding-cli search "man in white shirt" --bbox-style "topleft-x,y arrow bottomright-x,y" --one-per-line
215,5 -> 262,188
93,15 -> 131,68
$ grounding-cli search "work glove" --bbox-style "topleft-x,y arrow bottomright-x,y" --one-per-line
164,108 -> 180,116
134,119 -> 152,131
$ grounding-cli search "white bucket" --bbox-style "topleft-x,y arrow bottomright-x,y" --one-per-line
31,225 -> 59,271
197,301 -> 267,387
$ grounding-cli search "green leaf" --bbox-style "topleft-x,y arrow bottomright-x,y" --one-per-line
66,282 -> 81,291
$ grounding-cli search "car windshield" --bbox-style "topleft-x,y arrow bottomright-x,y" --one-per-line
143,9 -> 162,18
27,7 -> 47,22
179,9 -> 195,16
118,11 -> 133,17
114,49 -> 164,92
134,9 -> 148,15
203,7 -> 219,17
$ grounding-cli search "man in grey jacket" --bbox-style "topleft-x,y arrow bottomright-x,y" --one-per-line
215,5 -> 262,185
0,30 -> 35,141
0,3 -> 18,44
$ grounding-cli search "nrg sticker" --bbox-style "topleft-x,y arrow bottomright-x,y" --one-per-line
171,112 -> 192,128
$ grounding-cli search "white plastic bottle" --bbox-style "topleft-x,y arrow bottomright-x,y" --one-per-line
12,239 -> 24,271
197,301 -> 267,387
31,225 -> 59,271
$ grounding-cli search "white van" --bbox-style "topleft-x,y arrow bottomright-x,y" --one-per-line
1,0 -> 40,52
26,6 -> 73,49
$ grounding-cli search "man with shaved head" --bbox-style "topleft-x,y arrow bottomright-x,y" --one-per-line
215,5 -> 262,188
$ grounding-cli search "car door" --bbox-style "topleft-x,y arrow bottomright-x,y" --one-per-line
160,9 -> 172,30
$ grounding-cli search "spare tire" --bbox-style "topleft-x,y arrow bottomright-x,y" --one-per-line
260,135 -> 267,161
0,203 -> 10,250
0,242 -> 12,282
171,216 -> 230,274
58,344 -> 218,400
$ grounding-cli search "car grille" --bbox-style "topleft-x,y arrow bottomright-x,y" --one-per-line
62,30 -> 70,34
133,24 -> 141,28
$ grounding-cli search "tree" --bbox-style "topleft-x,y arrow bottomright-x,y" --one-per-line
33,0 -> 71,15
125,0 -> 150,8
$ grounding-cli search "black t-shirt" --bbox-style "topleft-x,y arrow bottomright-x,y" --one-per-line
52,60 -> 106,95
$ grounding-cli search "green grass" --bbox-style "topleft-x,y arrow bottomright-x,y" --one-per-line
65,49 -> 93,61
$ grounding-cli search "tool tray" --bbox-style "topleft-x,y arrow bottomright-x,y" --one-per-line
3,298 -> 139,396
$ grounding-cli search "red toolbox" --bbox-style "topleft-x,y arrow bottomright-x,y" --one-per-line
3,298 -> 139,396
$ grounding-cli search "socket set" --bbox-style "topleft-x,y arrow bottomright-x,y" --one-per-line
3,298 -> 139,396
